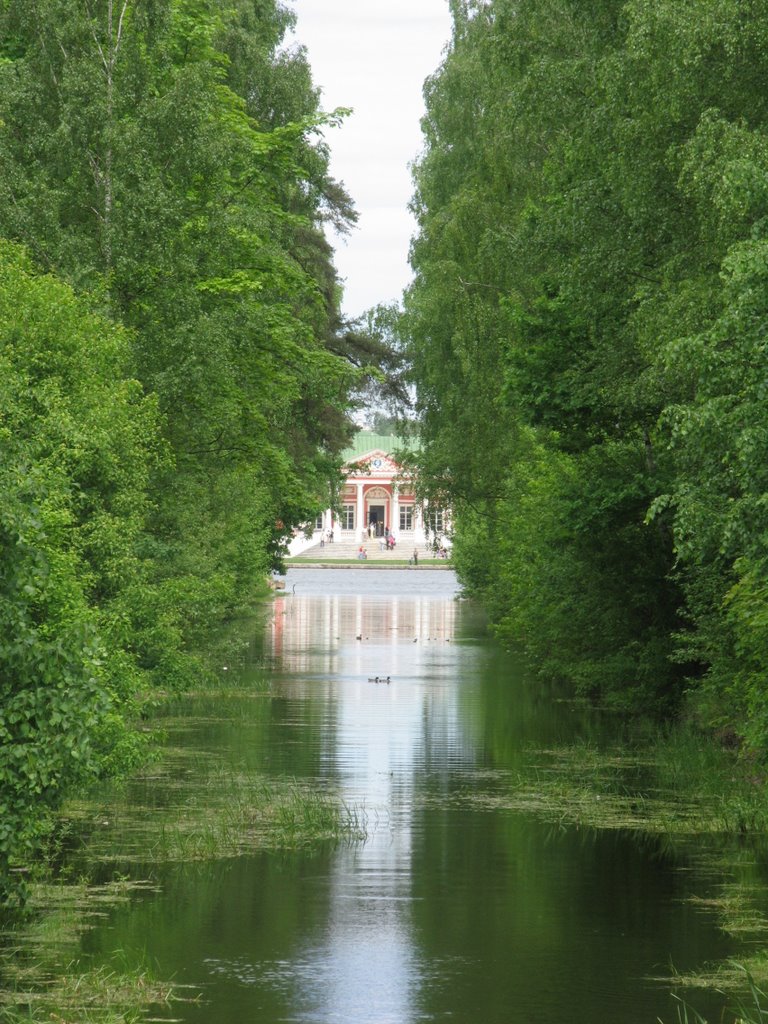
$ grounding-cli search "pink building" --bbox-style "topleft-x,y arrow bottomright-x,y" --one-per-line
317,431 -> 447,547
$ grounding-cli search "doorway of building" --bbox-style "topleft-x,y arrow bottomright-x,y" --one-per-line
368,504 -> 386,537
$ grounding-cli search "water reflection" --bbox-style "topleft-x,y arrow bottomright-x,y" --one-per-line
257,569 -> 732,1024
79,567 -> 736,1024
270,571 -> 460,673
268,570 -> 467,1022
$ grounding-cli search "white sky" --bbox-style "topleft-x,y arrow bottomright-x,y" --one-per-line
286,1 -> 452,320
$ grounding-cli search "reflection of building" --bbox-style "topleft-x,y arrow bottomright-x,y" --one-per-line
314,431 -> 448,547
270,591 -> 458,674
264,581 -> 465,1022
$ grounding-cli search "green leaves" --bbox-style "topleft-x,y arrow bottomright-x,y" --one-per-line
0,242 -> 158,901
0,0 -> 373,906
407,0 -> 768,733
0,0 -> 362,617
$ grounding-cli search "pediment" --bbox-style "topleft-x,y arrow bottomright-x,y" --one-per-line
347,449 -> 401,474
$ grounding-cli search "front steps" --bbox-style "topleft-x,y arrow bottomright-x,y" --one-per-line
288,535 -> 440,563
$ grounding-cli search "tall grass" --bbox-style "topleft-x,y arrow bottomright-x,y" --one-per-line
138,776 -> 367,862
0,959 -> 178,1023
0,885 -> 182,1024
60,753 -> 368,865
653,725 -> 768,834
661,966 -> 768,1024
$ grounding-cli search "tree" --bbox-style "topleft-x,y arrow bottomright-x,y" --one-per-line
406,0 -> 768,726
0,0 -> 367,664
0,241 -> 159,900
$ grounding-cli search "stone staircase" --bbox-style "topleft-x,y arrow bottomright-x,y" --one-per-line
289,535 -> 431,563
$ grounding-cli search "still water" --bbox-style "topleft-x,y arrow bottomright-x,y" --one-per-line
83,568 -> 739,1023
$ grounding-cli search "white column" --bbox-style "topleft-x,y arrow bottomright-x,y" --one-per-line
392,482 -> 400,538
356,482 -> 365,539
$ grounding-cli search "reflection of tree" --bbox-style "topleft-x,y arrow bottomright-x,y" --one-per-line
407,661 -> 731,1024
80,587 -> 730,1024
408,807 -> 729,1023
83,853 -> 335,1021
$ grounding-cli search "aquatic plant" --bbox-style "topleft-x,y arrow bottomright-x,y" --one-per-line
59,748 -> 368,866
0,961 -> 178,1023
0,879 -> 183,1023
443,723 -> 768,838
661,965 -> 768,1024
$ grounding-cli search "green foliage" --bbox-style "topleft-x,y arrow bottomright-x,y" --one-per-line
0,0 -> 386,901
0,242 -> 158,901
0,0 -> 364,607
406,0 -> 768,740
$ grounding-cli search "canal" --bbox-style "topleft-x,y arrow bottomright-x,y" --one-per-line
79,567 -> 742,1022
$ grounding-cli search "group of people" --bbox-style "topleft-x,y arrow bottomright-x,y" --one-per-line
379,530 -> 397,551
316,520 -> 450,563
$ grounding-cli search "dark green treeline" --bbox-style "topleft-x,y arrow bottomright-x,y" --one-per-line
406,0 -> 768,744
0,0 -> 372,899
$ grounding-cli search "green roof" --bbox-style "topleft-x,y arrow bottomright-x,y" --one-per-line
342,431 -> 403,462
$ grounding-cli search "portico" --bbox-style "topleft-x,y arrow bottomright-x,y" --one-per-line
336,438 -> 423,544
290,431 -> 450,556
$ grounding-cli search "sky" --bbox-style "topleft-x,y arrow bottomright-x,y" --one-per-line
286,1 -> 453,320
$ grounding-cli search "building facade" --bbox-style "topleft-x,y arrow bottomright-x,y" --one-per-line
314,432 -> 447,548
